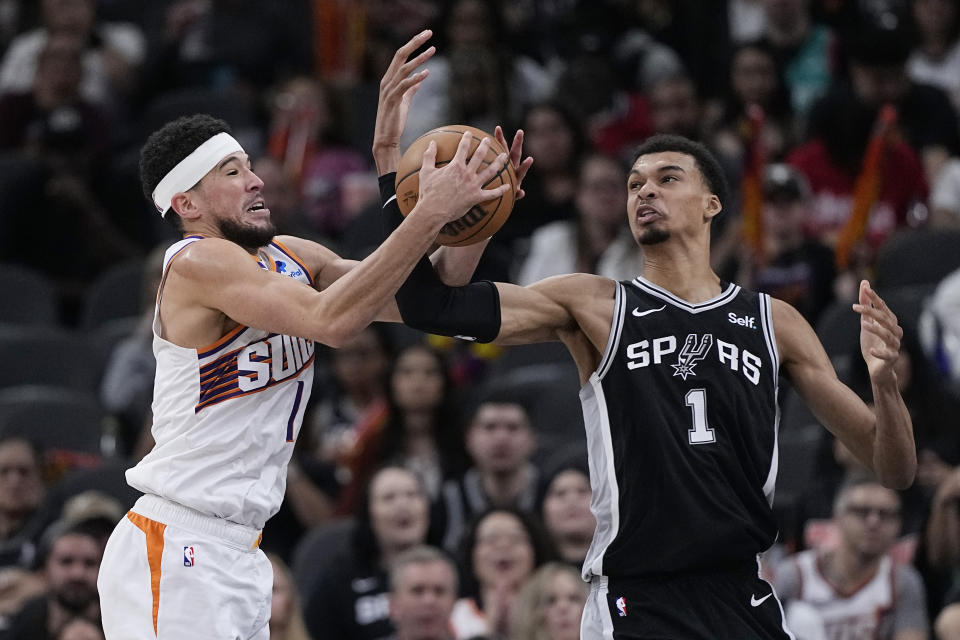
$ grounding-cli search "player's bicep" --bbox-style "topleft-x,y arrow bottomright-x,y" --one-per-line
175,242 -> 329,341
494,280 -> 576,345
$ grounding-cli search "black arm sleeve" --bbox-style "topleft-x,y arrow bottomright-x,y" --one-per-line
379,173 -> 502,343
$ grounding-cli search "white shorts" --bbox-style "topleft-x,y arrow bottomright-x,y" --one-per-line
98,495 -> 272,640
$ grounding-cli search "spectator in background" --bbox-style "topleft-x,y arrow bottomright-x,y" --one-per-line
930,156 -> 960,226
437,393 -> 538,553
0,0 -> 145,109
139,0 -> 311,97
646,74 -> 703,141
267,553 -> 311,640
401,0 -> 554,149
1,523 -> 102,640
305,466 -> 432,640
510,562 -> 588,640
724,164 -> 835,324
788,33 -> 932,285
333,343 -> 464,514
55,617 -> 104,640
99,244 -> 165,457
774,477 -> 928,640
0,437 -> 47,625
758,0 -> 836,116
0,34 -> 139,309
517,153 -> 638,285
711,40 -> 798,169
306,324 -> 393,484
388,545 -> 458,640
266,77 -> 371,239
536,460 -> 594,568
842,24 -> 960,179
452,508 -> 554,639
906,0 -> 960,111
501,101 -> 584,245
0,437 -> 46,568
923,466 -> 960,630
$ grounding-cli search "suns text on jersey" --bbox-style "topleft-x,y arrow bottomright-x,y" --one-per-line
237,335 -> 315,391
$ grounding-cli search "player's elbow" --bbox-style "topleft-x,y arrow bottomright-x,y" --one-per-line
878,458 -> 917,491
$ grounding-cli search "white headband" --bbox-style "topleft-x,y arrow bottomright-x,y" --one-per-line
151,132 -> 244,216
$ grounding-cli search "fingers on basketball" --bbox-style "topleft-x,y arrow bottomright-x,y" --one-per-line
395,125 -> 519,246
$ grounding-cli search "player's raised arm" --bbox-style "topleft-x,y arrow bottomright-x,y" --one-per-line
775,281 -> 916,489
174,132 -> 508,348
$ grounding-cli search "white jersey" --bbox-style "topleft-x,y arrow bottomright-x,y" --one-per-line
126,236 -> 316,529
790,550 -> 894,640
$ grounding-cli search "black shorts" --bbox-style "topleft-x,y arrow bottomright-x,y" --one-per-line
583,566 -> 793,640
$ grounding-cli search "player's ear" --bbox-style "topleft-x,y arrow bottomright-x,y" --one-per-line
703,193 -> 722,221
171,191 -> 201,221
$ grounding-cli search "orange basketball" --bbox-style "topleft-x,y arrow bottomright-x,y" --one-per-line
395,125 -> 517,247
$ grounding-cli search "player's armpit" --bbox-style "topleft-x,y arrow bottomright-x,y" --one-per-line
773,299 -> 915,489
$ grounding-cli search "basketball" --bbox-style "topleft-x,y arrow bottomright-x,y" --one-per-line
395,125 -> 518,247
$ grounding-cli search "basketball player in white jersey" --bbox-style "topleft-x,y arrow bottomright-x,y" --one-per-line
384,135 -> 917,638
96,30 -> 530,639
774,477 -> 928,639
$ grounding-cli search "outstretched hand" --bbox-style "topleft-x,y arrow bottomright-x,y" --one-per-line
372,29 -> 435,174
417,131 -> 510,223
853,280 -> 903,385
494,126 -> 534,199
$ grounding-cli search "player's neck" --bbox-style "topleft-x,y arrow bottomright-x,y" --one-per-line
641,246 -> 721,304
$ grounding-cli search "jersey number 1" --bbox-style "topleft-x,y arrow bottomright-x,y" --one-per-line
685,388 -> 715,445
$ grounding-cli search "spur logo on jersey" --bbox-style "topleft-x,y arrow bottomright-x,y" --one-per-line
625,333 -> 763,385
237,335 -> 315,392
671,334 -> 713,380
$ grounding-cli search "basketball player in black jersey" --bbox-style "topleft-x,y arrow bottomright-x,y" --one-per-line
382,135 -> 916,639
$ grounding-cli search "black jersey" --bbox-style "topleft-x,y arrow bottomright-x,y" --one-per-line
581,276 -> 781,580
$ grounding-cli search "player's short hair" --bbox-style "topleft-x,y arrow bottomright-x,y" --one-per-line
631,134 -> 730,212
388,545 -> 458,593
139,114 -> 233,231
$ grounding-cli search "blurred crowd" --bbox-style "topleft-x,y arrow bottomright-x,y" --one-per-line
1,0 -> 960,638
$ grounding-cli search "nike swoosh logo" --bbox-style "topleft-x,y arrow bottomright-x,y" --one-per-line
750,593 -> 772,607
632,305 -> 666,317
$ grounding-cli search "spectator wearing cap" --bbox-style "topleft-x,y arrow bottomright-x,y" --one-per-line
1,522 -> 102,640
56,491 -> 124,553
723,164 -> 836,324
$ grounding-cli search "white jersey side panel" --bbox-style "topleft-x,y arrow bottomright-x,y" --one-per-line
126,237 -> 316,529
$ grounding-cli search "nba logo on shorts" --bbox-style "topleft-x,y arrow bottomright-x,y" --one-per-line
183,546 -> 195,567
616,596 -> 627,617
